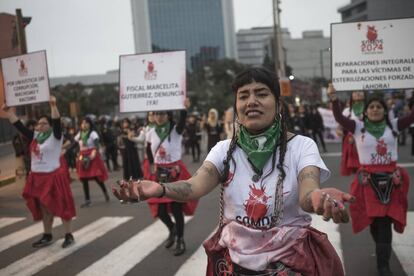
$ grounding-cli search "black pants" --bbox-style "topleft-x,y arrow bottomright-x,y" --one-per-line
81,177 -> 108,201
189,140 -> 200,161
370,216 -> 392,268
105,144 -> 119,171
312,130 -> 327,151
157,202 -> 184,238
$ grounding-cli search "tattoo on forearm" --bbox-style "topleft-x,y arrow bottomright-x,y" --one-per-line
194,164 -> 215,178
165,181 -> 193,199
298,170 -> 319,183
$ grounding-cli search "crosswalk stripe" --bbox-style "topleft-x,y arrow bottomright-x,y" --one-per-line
393,211 -> 414,276
76,216 -> 192,276
399,162 -> 414,168
0,220 -> 63,253
175,229 -> 216,276
311,215 -> 345,270
0,217 -> 25,229
0,216 -> 132,276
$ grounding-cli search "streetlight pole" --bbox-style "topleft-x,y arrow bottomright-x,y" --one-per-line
272,0 -> 285,78
320,49 -> 324,79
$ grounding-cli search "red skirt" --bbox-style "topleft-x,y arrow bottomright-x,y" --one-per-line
349,164 -> 409,234
60,155 -> 71,182
204,226 -> 344,276
76,148 -> 108,182
23,165 -> 76,221
145,160 -> 198,218
340,133 -> 360,176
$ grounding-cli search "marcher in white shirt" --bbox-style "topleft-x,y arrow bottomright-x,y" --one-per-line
113,68 -> 353,275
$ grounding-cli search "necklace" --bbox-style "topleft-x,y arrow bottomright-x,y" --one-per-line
247,158 -> 263,182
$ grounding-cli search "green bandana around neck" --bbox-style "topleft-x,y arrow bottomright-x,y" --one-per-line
237,120 -> 281,172
352,102 -> 364,117
155,122 -> 171,141
80,130 -> 91,145
364,118 -> 386,139
35,129 -> 52,144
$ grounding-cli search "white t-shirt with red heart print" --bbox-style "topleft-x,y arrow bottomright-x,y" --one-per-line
353,119 -> 399,165
205,135 -> 330,230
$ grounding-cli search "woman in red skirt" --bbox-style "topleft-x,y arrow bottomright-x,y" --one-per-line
2,96 -> 76,248
329,84 -> 414,276
143,99 -> 197,256
75,117 -> 109,207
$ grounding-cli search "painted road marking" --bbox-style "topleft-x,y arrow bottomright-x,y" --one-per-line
0,217 -> 132,276
77,217 -> 193,276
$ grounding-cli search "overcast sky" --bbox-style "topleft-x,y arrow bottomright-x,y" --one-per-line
0,0 -> 349,77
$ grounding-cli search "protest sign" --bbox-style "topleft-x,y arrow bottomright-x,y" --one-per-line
318,107 -> 341,143
331,17 -> 414,91
1,50 -> 50,106
119,51 -> 186,112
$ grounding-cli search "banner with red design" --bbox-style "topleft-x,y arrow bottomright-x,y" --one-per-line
1,50 -> 50,106
331,17 -> 414,91
119,50 -> 186,112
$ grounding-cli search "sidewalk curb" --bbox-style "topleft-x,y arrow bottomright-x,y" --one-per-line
0,175 -> 16,188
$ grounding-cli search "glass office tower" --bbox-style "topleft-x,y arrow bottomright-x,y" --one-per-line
131,0 -> 236,71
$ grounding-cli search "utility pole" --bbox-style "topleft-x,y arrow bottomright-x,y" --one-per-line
15,9 -> 28,54
15,9 -> 33,118
272,0 -> 285,78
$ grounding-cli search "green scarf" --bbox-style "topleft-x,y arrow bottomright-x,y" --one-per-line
35,129 -> 52,144
237,121 -> 281,172
364,119 -> 386,139
155,122 -> 171,141
80,130 -> 91,145
352,102 -> 364,117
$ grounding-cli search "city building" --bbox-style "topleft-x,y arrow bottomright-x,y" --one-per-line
237,27 -> 331,80
283,30 -> 331,80
130,0 -> 237,71
338,0 -> 414,22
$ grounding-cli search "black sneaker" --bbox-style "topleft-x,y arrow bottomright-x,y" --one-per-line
165,224 -> 176,249
62,233 -> 75,248
80,200 -> 92,208
104,193 -> 110,202
173,237 -> 186,256
32,233 -> 53,248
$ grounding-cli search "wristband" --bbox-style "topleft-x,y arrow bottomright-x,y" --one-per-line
157,182 -> 166,198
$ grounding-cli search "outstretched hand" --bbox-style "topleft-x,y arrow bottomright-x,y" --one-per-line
49,95 -> 57,107
0,103 -> 16,119
111,179 -> 162,204
327,83 -> 338,101
310,187 -> 355,223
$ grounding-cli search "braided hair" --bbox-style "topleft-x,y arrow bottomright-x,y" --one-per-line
221,67 -> 288,183
361,96 -> 397,137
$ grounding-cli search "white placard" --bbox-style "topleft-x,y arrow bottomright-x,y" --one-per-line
331,17 -> 414,91
1,51 -> 50,106
119,51 -> 186,112
318,107 -> 341,143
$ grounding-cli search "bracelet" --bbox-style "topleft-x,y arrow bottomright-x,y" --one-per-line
157,182 -> 166,198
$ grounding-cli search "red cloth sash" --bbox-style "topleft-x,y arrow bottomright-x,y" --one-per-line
340,133 -> 360,176
349,163 -> 409,233
76,148 -> 108,182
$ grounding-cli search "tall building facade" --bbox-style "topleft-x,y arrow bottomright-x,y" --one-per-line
338,0 -> 414,22
130,0 -> 237,71
237,27 -> 331,80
